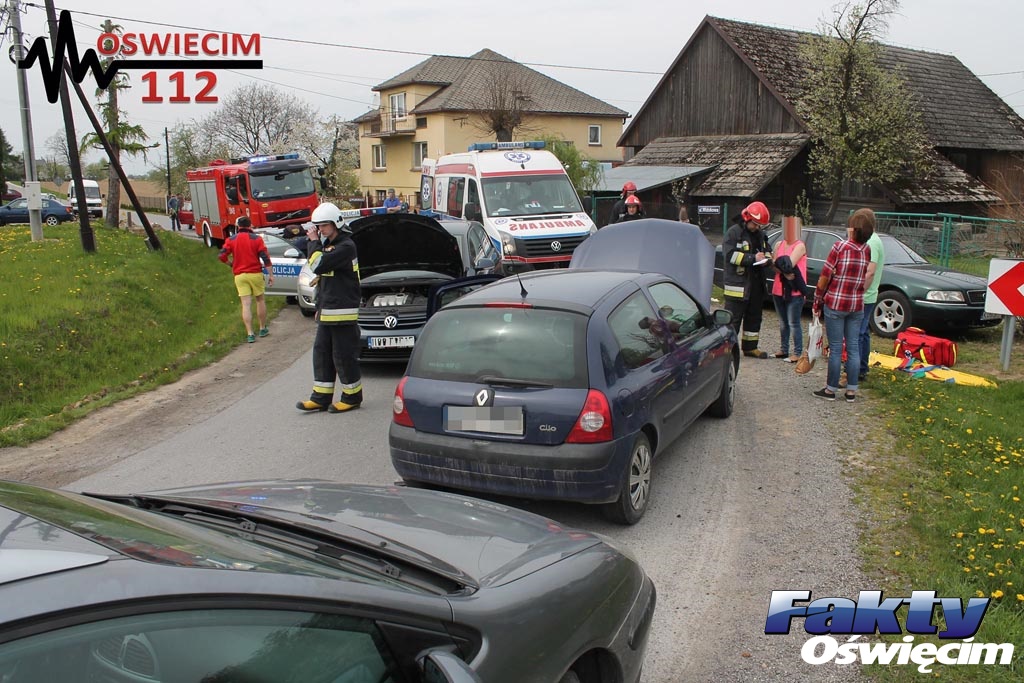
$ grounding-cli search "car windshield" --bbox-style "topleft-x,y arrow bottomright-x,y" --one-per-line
0,482 -> 425,592
249,169 -> 316,200
84,187 -> 101,198
409,307 -> 589,388
880,233 -> 929,265
481,176 -> 583,217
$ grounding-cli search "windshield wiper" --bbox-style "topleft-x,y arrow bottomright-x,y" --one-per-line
87,494 -> 470,594
478,375 -> 554,388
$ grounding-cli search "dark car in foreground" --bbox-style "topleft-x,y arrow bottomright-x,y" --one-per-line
0,479 -> 654,683
713,228 -> 1000,337
391,219 -> 738,524
0,197 -> 74,226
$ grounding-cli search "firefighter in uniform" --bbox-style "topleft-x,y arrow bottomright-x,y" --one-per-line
723,200 -> 774,358
295,202 -> 363,413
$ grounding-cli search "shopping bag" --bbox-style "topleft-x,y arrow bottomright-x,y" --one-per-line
807,315 -> 824,362
794,351 -> 814,374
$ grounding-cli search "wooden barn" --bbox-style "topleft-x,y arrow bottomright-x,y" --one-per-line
618,16 -> 1023,224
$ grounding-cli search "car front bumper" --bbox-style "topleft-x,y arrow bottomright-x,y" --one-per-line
389,423 -> 634,503
911,301 -> 1000,330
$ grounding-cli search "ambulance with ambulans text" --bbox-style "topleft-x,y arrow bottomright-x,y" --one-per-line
420,141 -> 596,272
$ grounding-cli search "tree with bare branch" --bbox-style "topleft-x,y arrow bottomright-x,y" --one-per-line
798,0 -> 931,224
199,83 -> 319,155
470,62 -> 536,142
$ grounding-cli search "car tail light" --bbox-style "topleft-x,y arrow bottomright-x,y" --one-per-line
392,376 -> 414,427
483,302 -> 533,309
566,389 -> 613,443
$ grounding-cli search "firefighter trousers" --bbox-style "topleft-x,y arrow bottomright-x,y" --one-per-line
309,323 -> 363,406
724,281 -> 765,353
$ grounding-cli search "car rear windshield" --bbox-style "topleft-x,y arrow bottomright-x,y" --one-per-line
410,307 -> 589,388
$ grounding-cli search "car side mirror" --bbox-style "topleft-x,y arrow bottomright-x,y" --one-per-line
284,248 -> 301,258
713,309 -> 733,327
420,651 -> 481,683
474,257 -> 495,271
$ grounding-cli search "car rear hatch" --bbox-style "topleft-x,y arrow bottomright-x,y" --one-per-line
404,304 -> 591,445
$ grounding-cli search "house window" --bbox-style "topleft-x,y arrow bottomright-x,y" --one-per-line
588,125 -> 601,146
372,144 -> 386,170
389,93 -> 407,123
376,189 -> 387,205
416,117 -> 427,129
413,142 -> 428,169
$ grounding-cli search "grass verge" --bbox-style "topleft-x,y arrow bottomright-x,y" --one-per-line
0,224 -> 283,446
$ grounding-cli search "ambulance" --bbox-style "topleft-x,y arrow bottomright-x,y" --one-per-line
420,141 -> 596,272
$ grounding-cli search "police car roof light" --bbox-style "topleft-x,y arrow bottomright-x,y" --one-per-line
467,141 -> 546,152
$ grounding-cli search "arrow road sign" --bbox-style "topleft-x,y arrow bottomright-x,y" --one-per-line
987,259 -> 1024,316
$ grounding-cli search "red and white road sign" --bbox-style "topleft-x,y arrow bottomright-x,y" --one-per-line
986,259 -> 1024,316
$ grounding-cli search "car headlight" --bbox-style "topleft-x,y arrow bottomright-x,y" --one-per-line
925,290 -> 965,303
298,269 -> 313,287
501,233 -> 517,256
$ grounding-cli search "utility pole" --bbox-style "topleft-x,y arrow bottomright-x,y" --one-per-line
9,0 -> 42,241
164,127 -> 171,197
43,0 -> 94,251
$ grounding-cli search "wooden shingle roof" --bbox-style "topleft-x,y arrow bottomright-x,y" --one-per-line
624,133 -> 810,198
709,16 -> 1024,151
374,49 -> 627,118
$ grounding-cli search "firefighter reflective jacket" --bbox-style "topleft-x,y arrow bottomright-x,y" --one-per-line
306,232 -> 360,324
722,221 -> 772,301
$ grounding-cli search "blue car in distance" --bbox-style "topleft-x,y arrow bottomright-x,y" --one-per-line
390,219 -> 738,524
0,197 -> 74,226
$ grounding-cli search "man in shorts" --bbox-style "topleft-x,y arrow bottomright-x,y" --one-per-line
218,216 -> 275,343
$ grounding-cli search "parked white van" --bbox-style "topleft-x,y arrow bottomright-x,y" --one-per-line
420,141 -> 596,273
68,179 -> 104,219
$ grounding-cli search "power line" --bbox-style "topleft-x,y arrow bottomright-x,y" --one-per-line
978,70 -> 1024,77
34,3 -> 664,76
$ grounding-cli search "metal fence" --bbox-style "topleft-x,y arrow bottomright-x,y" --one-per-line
871,212 -> 1024,267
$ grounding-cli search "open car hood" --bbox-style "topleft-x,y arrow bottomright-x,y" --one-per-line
350,213 -> 463,279
570,218 -> 714,309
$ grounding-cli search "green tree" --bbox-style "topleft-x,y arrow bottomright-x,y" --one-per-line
81,20 -> 154,228
798,0 -> 930,224
0,128 -> 25,189
537,135 -> 604,195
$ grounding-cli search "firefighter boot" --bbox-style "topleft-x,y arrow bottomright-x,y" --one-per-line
328,401 -> 361,414
296,400 -> 329,412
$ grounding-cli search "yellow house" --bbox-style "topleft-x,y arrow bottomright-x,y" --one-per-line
356,49 -> 627,209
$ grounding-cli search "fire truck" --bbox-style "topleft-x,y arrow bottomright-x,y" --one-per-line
186,153 -> 320,248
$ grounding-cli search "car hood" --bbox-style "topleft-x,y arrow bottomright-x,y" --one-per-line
350,214 -> 463,280
146,480 -> 602,589
890,263 -> 989,289
570,218 -> 715,309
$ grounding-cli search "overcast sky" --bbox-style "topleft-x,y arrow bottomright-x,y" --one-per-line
2,0 -> 1022,178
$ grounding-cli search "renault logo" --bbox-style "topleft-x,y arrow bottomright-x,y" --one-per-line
384,315 -> 398,329
550,240 -> 562,252
474,388 -> 493,407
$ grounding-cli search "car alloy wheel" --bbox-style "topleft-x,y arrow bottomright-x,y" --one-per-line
604,433 -> 652,525
871,291 -> 911,338
45,215 -> 59,226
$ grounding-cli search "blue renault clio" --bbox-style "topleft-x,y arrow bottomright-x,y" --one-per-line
389,219 -> 738,524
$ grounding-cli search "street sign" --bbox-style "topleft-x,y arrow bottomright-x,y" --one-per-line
697,205 -> 721,215
986,259 -> 1024,316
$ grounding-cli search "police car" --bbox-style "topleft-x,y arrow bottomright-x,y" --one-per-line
260,233 -> 306,299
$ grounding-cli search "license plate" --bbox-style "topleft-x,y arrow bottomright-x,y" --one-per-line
368,336 -> 415,349
446,406 -> 524,436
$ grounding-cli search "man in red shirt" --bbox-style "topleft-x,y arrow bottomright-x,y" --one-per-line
219,216 -> 275,343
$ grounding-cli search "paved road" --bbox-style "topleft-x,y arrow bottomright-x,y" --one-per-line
60,306 -> 866,682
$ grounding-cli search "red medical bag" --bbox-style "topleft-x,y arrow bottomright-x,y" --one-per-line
894,327 -> 957,367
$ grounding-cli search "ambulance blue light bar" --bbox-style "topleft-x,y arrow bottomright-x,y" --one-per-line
467,141 -> 546,151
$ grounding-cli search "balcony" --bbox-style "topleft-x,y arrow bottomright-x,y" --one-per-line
365,114 -> 417,138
